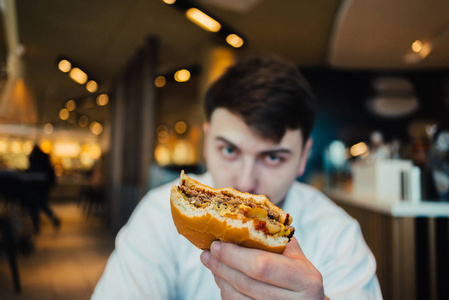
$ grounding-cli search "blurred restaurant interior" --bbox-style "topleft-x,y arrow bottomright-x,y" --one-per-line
0,0 -> 448,299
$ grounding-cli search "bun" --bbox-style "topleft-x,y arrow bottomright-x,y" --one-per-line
170,171 -> 294,254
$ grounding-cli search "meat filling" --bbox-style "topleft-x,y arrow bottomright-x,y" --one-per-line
179,185 -> 294,239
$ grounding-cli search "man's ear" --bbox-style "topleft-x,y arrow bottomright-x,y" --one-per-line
297,138 -> 313,177
202,123 -> 210,160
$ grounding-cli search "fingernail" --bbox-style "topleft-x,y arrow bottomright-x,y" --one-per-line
200,251 -> 210,267
211,241 -> 221,257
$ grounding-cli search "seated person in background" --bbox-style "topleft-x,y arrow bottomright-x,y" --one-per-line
92,54 -> 382,299
25,145 -> 60,233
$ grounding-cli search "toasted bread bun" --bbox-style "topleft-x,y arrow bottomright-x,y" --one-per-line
170,171 -> 294,254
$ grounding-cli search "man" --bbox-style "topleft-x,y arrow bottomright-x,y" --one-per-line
92,54 -> 382,299
26,144 -> 61,233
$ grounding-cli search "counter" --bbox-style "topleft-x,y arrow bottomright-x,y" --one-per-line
324,189 -> 449,300
326,189 -> 449,217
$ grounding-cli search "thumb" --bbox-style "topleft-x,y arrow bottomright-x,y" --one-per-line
282,237 -> 306,259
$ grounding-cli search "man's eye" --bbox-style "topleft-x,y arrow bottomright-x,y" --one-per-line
220,146 -> 238,159
263,154 -> 283,167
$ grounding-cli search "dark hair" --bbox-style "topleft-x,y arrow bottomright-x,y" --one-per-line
204,54 -> 316,143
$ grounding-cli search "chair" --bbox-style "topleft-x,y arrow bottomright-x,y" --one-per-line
0,170 -> 25,206
81,185 -> 106,219
0,209 -> 21,293
0,171 -> 25,293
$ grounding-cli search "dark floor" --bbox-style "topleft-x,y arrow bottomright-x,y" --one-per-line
0,203 -> 115,300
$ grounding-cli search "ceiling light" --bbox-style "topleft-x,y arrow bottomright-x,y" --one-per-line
43,123 -> 54,134
174,69 -> 191,82
58,59 -> 72,72
59,108 -> 70,120
417,42 -> 432,59
162,0 -> 176,4
350,142 -> 368,157
157,125 -> 169,143
411,40 -> 423,53
368,95 -> 419,118
185,8 -> 221,32
69,67 -> 88,84
90,121 -> 103,135
65,99 -> 77,111
157,124 -> 169,133
226,34 -> 244,48
155,76 -> 166,87
404,41 -> 432,64
174,121 -> 188,134
86,80 -> 98,93
157,133 -> 170,144
78,115 -> 89,127
96,94 -> 109,106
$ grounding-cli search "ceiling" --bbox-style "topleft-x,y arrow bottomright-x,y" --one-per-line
329,0 -> 449,69
1,0 -> 449,126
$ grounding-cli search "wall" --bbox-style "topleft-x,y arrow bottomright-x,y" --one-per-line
300,68 -> 449,182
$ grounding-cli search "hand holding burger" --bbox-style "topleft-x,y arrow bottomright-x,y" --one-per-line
200,238 -> 329,300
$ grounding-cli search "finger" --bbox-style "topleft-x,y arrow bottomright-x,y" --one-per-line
212,274 -> 253,300
203,252 -> 252,299
282,237 -> 305,259
209,241 -> 311,291
204,249 -> 296,300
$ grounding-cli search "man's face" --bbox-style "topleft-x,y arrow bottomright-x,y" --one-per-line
204,108 -> 311,205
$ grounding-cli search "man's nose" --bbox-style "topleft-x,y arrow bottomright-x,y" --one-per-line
235,159 -> 257,193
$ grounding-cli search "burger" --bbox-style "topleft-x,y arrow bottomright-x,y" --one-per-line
170,171 -> 295,254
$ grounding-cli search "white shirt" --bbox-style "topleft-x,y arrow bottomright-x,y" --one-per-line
92,173 -> 382,300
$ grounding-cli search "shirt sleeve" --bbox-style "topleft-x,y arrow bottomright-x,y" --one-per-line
91,190 -> 180,300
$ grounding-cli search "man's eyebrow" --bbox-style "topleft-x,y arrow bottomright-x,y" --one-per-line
260,149 -> 292,156
215,136 -> 292,155
215,137 -> 238,148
